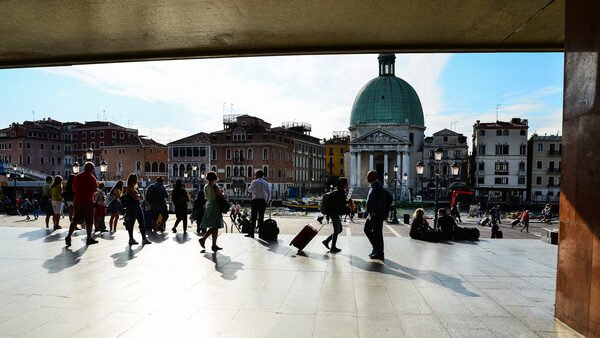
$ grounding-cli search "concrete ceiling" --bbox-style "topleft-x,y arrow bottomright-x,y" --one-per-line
0,0 -> 564,69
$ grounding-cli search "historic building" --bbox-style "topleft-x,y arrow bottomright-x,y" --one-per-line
527,134 -> 561,205
420,128 -> 469,199
324,131 -> 350,189
0,118 -> 74,177
348,54 -> 425,195
167,132 -> 211,192
210,114 -> 294,200
72,121 -> 138,168
472,118 -> 529,205
101,136 -> 167,185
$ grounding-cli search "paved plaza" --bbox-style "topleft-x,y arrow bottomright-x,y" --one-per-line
0,214 -> 579,337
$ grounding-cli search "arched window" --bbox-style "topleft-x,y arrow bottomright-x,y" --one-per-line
200,163 -> 206,173
186,164 -> 192,175
51,156 -> 55,165
247,166 -> 253,178
117,162 -> 123,176
40,156 -> 45,165
212,149 -> 217,160
145,161 -> 151,172
263,165 -> 268,178
211,165 -> 217,172
240,166 -> 245,177
26,155 -> 31,164
152,162 -> 158,172
247,148 -> 253,160
159,162 -> 166,173
179,164 -> 185,177
234,166 -> 239,177
226,149 -> 231,160
226,166 -> 231,177
136,161 -> 141,173
172,164 -> 179,177
263,148 -> 268,160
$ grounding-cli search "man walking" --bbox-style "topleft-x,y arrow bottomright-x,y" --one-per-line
364,170 -> 386,261
246,170 -> 270,238
65,162 -> 99,246
322,177 -> 348,253
146,176 -> 169,232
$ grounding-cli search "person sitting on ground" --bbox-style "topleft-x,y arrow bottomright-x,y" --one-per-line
409,208 -> 432,240
436,208 -> 457,240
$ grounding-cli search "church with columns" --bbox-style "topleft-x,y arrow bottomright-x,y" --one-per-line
348,54 -> 425,193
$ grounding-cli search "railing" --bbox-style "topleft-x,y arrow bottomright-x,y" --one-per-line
547,167 -> 561,173
494,170 -> 509,175
547,150 -> 561,156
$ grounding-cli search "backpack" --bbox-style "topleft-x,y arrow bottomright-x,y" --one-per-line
320,192 -> 332,215
145,184 -> 158,204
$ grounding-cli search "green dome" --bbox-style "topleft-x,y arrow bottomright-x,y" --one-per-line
350,54 -> 424,127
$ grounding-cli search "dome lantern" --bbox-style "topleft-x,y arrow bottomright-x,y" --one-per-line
378,53 -> 396,76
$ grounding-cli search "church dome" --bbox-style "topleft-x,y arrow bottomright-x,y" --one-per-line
349,54 -> 425,127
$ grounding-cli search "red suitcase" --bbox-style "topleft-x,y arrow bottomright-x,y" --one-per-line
290,224 -> 323,252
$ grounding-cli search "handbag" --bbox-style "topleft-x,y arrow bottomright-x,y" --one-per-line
213,185 -> 230,214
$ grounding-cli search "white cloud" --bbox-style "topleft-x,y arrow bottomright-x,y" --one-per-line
44,54 -> 452,142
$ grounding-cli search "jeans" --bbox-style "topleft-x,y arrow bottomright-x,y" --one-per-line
250,199 -> 266,234
125,204 -> 147,240
364,216 -> 384,255
324,214 -> 342,248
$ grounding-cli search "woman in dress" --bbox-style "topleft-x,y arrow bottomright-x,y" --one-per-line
123,174 -> 151,245
198,171 -> 224,251
171,178 -> 190,233
107,180 -> 123,232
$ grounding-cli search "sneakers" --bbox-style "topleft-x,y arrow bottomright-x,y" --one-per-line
322,240 -> 330,250
65,236 -> 71,247
86,238 -> 98,245
330,247 -> 341,253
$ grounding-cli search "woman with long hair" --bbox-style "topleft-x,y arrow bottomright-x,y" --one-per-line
123,174 -> 151,245
171,178 -> 189,233
409,208 -> 431,240
198,171 -> 224,251
107,180 -> 123,232
49,175 -> 63,230
63,175 -> 75,222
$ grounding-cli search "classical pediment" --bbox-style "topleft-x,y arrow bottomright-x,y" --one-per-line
350,129 -> 409,145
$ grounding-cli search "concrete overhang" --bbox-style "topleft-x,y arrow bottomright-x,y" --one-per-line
0,0 -> 564,69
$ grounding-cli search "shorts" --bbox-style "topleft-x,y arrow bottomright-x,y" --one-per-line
51,201 -> 63,215
72,203 -> 94,226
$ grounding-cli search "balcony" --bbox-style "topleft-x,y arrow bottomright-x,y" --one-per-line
231,176 -> 246,182
547,150 -> 561,156
494,170 -> 509,175
547,167 -> 561,174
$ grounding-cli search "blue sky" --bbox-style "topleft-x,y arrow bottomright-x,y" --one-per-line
0,53 -> 564,145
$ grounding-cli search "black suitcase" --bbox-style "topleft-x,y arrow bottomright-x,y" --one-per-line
454,226 -> 480,241
496,230 -> 503,239
259,219 -> 279,241
290,224 -> 323,252
480,217 -> 490,226
511,219 -> 520,227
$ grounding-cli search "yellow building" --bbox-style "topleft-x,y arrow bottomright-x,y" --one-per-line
325,131 -> 350,188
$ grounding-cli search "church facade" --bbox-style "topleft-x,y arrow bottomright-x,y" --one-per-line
348,54 -> 425,192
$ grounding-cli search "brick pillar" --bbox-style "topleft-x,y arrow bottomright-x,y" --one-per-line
556,0 -> 600,336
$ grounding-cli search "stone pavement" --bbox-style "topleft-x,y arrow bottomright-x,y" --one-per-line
0,214 -> 577,337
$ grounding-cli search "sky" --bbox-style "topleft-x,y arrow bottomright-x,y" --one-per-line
0,53 -> 564,147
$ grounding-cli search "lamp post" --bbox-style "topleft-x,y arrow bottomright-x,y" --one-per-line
416,147 -> 443,229
72,162 -> 80,175
85,148 -> 94,162
192,164 -> 199,196
100,160 -> 108,181
389,165 -> 400,224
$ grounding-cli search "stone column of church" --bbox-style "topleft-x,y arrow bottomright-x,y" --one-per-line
402,150 -> 410,188
383,152 -> 389,187
369,152 -> 374,172
350,151 -> 356,186
396,152 -> 401,180
356,152 -> 362,187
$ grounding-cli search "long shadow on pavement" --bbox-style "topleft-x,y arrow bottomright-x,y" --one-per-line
111,245 -> 144,268
204,252 -> 244,281
19,228 -> 53,241
43,246 -> 88,273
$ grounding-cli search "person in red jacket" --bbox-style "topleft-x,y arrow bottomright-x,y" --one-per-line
65,162 -> 99,246
520,210 -> 530,233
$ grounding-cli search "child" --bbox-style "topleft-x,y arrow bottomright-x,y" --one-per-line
32,199 -> 40,220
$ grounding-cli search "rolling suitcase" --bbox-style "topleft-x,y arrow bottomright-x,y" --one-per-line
511,219 -> 520,227
259,202 -> 279,241
290,224 -> 324,252
496,230 -> 503,238
480,217 -> 490,227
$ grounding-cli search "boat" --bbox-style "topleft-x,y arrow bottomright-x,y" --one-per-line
282,200 -> 321,212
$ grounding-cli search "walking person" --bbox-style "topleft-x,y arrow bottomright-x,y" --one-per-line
93,182 -> 107,233
246,169 -> 270,238
171,178 -> 190,233
32,199 -> 40,220
122,174 -> 151,245
145,176 -> 169,232
106,180 -> 123,232
198,171 -> 224,251
364,170 -> 386,261
63,175 -> 75,222
191,189 -> 206,234
50,175 -> 63,230
22,198 -> 31,221
41,176 -> 53,228
491,219 -> 500,238
65,162 -> 99,246
322,177 -> 348,253
520,210 -> 530,232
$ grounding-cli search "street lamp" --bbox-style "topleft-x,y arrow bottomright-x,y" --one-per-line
416,147 -> 444,229
72,162 -> 80,174
192,164 -> 199,195
100,160 -> 108,180
85,148 -> 94,162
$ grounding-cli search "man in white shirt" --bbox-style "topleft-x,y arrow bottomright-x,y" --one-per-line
246,170 -> 270,238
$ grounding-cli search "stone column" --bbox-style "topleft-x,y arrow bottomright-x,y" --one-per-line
402,151 -> 410,188
350,151 -> 356,186
383,152 -> 389,187
356,151 -> 362,187
556,1 -> 600,336
369,152 -> 374,172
